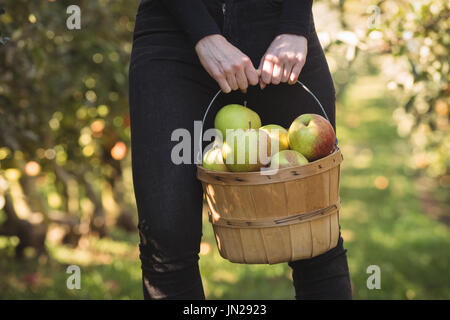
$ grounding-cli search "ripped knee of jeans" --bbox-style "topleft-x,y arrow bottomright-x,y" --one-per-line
137,218 -> 201,274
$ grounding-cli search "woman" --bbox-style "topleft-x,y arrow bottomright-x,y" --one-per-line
129,0 -> 352,300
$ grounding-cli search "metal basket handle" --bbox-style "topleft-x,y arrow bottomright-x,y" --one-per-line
197,81 -> 336,163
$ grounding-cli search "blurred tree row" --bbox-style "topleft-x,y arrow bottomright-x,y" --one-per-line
319,0 -> 449,195
0,0 -> 138,257
377,0 -> 449,186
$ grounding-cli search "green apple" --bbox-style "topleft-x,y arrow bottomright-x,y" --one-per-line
222,129 -> 266,172
202,147 -> 229,172
269,150 -> 308,170
288,114 -> 336,161
214,104 -> 261,141
260,124 -> 290,156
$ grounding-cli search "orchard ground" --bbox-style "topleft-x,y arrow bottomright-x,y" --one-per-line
1,74 -> 449,299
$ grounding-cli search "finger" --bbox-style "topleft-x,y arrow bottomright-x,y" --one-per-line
226,72 -> 239,91
245,65 -> 259,86
260,80 -> 266,90
256,69 -> 266,90
261,55 -> 275,86
288,62 -> 303,85
271,62 -> 283,85
281,62 -> 293,83
257,56 -> 265,74
255,68 -> 266,90
259,75 -> 265,90
257,57 -> 265,89
218,77 -> 232,93
210,66 -> 232,93
235,68 -> 249,92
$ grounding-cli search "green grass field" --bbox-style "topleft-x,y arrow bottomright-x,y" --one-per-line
1,75 -> 449,299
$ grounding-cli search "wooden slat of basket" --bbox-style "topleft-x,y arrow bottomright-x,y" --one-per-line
204,184 -> 245,262
283,179 -> 313,259
251,183 -> 291,264
329,165 -> 340,249
285,173 -> 331,258
310,169 -> 331,256
290,221 -> 313,260
233,185 -> 267,264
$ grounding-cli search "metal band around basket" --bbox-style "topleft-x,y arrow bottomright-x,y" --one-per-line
208,200 -> 341,229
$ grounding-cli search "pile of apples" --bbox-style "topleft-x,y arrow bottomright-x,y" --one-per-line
202,104 -> 336,172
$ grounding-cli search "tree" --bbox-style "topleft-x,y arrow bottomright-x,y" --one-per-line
0,0 -> 138,256
318,0 -> 449,193
378,0 -> 449,183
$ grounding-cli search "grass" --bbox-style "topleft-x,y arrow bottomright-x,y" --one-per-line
335,77 -> 450,300
0,228 -> 142,299
0,75 -> 449,299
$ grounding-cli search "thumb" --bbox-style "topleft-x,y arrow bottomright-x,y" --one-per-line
257,55 -> 267,90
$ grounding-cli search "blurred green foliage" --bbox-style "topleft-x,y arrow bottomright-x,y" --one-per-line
0,0 -> 137,242
317,0 -> 449,186
378,0 -> 449,185
0,0 -> 134,168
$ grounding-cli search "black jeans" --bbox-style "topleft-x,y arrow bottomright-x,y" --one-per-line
129,0 -> 352,300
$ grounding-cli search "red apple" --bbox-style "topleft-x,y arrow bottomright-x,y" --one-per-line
288,114 -> 335,161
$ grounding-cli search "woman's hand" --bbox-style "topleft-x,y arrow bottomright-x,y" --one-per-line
258,34 -> 308,89
195,34 -> 259,93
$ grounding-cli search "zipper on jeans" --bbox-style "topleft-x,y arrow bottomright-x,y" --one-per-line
222,1 -> 231,39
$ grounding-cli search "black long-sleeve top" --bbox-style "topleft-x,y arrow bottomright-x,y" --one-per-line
159,0 -> 313,45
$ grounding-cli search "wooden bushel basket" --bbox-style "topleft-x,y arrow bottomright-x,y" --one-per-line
196,81 -> 343,264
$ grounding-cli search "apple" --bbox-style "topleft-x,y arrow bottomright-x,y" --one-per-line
269,150 -> 308,170
222,128 -> 268,172
259,124 -> 289,156
202,147 -> 229,172
288,114 -> 335,161
214,104 -> 261,141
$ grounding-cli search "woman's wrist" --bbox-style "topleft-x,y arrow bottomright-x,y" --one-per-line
195,34 -> 226,54
277,23 -> 310,40
276,33 -> 307,43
